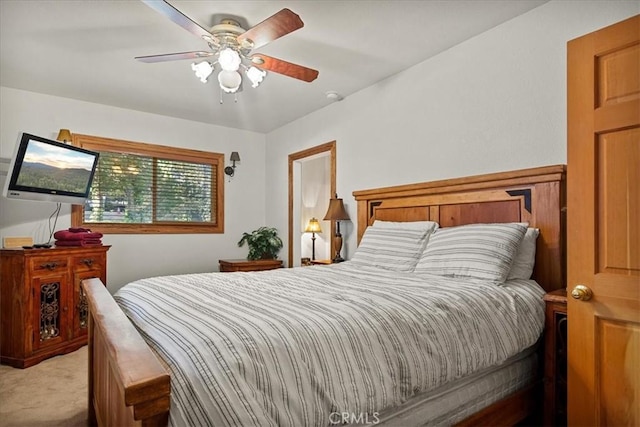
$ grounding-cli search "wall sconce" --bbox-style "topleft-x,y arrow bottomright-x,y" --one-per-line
56,129 -> 72,144
305,217 -> 322,260
224,151 -> 240,177
323,194 -> 350,263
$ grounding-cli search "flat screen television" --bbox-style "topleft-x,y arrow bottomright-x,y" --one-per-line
2,132 -> 99,205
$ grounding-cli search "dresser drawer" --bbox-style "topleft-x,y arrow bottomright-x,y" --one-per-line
29,256 -> 69,275
71,254 -> 105,272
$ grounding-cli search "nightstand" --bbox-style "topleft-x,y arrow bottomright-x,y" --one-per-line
310,259 -> 332,265
219,259 -> 283,272
543,288 -> 567,426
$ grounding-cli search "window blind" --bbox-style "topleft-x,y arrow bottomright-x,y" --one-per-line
85,151 -> 215,224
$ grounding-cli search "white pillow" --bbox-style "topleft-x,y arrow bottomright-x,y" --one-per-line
415,222 -> 528,282
372,220 -> 439,232
352,227 -> 432,272
508,228 -> 539,280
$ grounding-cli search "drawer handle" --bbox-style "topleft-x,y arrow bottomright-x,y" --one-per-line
40,262 -> 59,270
82,258 -> 94,267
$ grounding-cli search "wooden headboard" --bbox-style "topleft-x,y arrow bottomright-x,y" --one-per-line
352,165 -> 566,292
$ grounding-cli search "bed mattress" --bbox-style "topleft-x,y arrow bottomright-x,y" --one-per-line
376,344 -> 538,426
114,262 -> 545,427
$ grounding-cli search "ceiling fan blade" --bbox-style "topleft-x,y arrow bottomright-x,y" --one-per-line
238,9 -> 304,50
141,0 -> 212,41
136,51 -> 213,63
251,54 -> 318,83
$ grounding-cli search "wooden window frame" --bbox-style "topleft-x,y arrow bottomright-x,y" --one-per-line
71,134 -> 224,234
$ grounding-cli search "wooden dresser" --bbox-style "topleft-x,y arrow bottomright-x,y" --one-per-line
543,288 -> 568,426
219,258 -> 283,272
0,245 -> 110,368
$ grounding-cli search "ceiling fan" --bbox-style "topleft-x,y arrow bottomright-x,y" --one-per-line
136,0 -> 319,96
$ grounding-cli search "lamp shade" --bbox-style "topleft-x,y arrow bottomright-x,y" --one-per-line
323,196 -> 350,221
218,70 -> 241,93
191,61 -> 214,83
218,48 -> 241,71
230,151 -> 240,162
56,129 -> 72,143
305,218 -> 322,233
246,66 -> 266,88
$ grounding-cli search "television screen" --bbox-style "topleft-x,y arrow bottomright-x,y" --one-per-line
2,132 -> 99,205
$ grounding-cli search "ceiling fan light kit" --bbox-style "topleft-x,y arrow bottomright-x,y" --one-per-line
137,1 -> 319,102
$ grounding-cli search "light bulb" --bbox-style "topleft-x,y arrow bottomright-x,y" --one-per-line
218,48 -> 241,71
218,70 -> 242,93
246,66 -> 266,88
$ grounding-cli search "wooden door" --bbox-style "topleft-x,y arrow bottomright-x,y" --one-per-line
71,252 -> 106,339
567,15 -> 640,426
73,270 -> 95,339
31,273 -> 69,351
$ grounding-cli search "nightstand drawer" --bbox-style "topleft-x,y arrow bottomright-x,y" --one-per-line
219,259 -> 283,272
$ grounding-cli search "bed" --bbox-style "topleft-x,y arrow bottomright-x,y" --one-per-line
83,164 -> 566,427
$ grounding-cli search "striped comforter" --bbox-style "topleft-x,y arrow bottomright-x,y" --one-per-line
114,262 -> 545,427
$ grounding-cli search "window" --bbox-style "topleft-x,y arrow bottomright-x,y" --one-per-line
71,134 -> 224,234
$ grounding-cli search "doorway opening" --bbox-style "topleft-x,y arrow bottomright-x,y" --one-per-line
288,141 -> 336,267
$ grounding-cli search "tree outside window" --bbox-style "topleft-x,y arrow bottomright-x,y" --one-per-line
71,134 -> 224,234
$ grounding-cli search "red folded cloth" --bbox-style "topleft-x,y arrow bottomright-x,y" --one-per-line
69,227 -> 91,233
55,239 -> 102,247
54,229 -> 103,241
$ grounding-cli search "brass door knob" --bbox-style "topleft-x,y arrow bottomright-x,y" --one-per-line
571,284 -> 593,301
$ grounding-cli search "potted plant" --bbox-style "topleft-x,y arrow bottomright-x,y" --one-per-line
238,226 -> 283,260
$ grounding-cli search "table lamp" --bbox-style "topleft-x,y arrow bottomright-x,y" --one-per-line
304,218 -> 322,260
323,194 -> 350,263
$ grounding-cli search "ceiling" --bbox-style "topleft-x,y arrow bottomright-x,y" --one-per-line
0,0 -> 548,133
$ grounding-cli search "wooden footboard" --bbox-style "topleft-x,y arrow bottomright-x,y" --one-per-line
83,278 -> 170,427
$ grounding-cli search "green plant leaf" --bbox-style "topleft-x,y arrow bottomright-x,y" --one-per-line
238,226 -> 282,260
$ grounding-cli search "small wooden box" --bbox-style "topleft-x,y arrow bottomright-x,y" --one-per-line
3,237 -> 34,248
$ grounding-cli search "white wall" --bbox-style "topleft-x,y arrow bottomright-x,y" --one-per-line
0,87 -> 267,292
264,0 -> 639,261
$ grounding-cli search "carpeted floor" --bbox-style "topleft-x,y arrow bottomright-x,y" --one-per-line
0,347 -> 87,427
